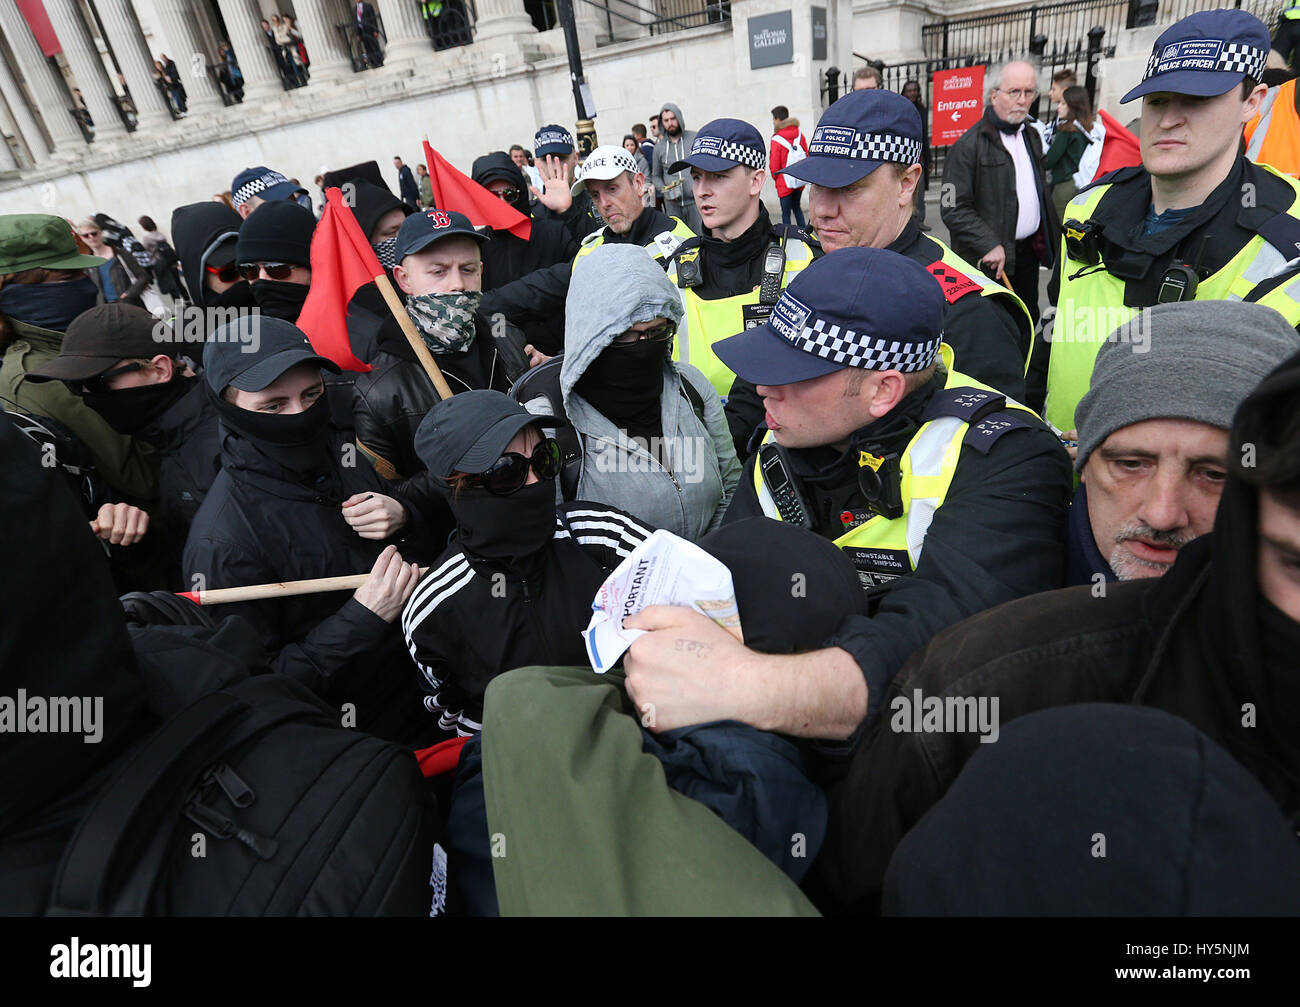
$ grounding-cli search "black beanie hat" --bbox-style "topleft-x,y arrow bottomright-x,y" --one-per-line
350,180 -> 413,243
236,200 -> 316,268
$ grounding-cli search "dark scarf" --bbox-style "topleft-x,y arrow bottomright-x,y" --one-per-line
695,206 -> 773,300
250,279 -> 309,321
983,104 -> 1024,136
1064,482 -> 1117,587
0,277 -> 99,333
209,385 -> 333,481
450,481 -> 557,567
574,339 -> 667,438
83,374 -> 194,436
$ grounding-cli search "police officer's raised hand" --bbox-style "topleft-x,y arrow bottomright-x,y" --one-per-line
90,502 -> 149,546
980,244 -> 1007,277
353,545 -> 419,623
531,155 -> 573,214
342,492 -> 407,540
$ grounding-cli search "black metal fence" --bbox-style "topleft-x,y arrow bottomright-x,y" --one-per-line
575,0 -> 731,41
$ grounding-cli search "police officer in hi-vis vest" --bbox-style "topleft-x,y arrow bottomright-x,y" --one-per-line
1047,9 -> 1300,435
775,90 -> 1036,408
616,247 -> 1069,748
657,118 -> 819,457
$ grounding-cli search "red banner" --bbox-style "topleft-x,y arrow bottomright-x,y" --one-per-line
932,65 -> 985,147
16,0 -> 61,58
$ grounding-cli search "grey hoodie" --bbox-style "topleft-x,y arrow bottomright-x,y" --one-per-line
651,102 -> 697,206
557,244 -> 739,540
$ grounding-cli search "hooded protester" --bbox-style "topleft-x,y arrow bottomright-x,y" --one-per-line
554,243 -> 740,540
401,389 -> 653,735
184,315 -> 437,747
27,303 -> 221,586
651,102 -> 701,233
340,178 -> 415,366
470,150 -> 578,355
235,199 -> 316,324
816,348 -> 1300,914
170,200 -> 254,317
352,209 -> 520,525
0,214 -> 159,504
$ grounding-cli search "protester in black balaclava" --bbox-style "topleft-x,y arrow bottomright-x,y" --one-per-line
184,314 -> 437,747
235,199 -> 317,322
402,388 -> 653,737
171,200 -> 255,314
28,303 -> 220,586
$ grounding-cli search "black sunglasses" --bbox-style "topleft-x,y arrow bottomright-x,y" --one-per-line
238,261 -> 296,282
612,321 -> 676,346
80,361 -> 145,394
490,186 -> 522,203
471,437 -> 562,496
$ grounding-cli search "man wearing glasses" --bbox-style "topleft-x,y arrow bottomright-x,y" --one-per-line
941,59 -> 1058,325
235,199 -> 316,323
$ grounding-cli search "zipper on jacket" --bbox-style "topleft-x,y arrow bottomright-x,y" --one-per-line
203,761 -> 254,808
591,432 -> 682,492
184,796 -> 279,859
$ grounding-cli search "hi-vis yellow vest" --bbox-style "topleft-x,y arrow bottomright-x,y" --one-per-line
753,344 -> 1038,588
664,237 -> 817,396
1046,165 -> 1300,434
571,216 -> 695,270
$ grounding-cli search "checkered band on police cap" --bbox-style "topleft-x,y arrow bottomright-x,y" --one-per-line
1142,39 -> 1267,83
768,288 -> 942,372
808,124 -> 923,165
233,169 -> 291,208
689,133 -> 766,169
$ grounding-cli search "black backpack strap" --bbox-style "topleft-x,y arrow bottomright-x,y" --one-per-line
679,373 -> 706,423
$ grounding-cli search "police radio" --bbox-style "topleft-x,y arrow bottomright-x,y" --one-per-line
759,443 -> 813,528
857,449 -> 904,520
758,242 -> 787,304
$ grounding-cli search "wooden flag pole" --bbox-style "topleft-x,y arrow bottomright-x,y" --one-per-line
373,270 -> 455,400
179,568 -> 430,606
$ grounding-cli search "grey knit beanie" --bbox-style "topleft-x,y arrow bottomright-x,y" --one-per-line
1074,301 -> 1300,472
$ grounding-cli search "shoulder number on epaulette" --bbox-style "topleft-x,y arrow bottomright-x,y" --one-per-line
962,411 -> 1032,454
926,260 -> 982,304
653,230 -> 686,259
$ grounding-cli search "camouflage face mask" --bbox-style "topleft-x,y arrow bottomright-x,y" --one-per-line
405,290 -> 482,354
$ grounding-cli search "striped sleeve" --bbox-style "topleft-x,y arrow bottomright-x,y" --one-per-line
557,503 -> 654,568
401,550 -> 477,733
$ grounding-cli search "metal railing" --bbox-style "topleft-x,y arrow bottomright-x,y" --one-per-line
423,0 -> 477,50
266,41 -> 310,88
576,0 -> 731,41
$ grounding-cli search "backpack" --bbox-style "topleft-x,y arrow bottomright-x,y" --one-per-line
773,133 -> 808,189
508,354 -> 706,500
5,409 -> 107,519
46,666 -> 442,917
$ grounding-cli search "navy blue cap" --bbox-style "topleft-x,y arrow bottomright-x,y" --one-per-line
713,247 -> 944,386
203,315 -> 341,394
534,124 -> 575,158
231,166 -> 297,208
1122,10 -> 1269,103
667,118 -> 767,174
395,208 -> 488,261
780,91 -> 923,188
414,388 -> 541,482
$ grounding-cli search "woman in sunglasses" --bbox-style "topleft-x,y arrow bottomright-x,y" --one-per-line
556,243 -> 741,541
402,389 -> 652,737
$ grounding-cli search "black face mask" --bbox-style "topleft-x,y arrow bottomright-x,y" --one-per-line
0,277 -> 99,333
211,387 -> 332,478
574,339 -> 666,430
450,481 -> 557,564
83,376 -> 193,435
206,280 -> 256,310
250,278 -> 309,321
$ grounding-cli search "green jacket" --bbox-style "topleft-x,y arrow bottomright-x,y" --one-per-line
419,173 -> 433,207
1,317 -> 158,501
1043,128 -> 1088,187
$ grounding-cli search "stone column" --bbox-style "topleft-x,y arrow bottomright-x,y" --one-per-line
130,0 -> 224,111
212,0 -> 282,99
474,0 -> 536,41
375,0 -> 430,64
290,0 -> 358,82
0,4 -> 83,152
95,0 -> 172,129
44,0 -> 126,139
0,55 -> 44,164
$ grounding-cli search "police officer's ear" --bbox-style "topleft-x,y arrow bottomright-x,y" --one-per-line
859,369 -> 912,420
1240,80 -> 1269,122
749,168 -> 766,197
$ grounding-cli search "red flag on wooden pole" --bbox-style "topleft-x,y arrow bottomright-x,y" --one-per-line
295,186 -> 378,372
423,139 -> 532,241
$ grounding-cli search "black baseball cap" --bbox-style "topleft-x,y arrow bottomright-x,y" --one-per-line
395,208 -> 488,261
534,124 -> 575,158
28,303 -> 171,383
414,388 -> 540,481
203,315 -> 340,394
1122,9 -> 1269,103
781,90 -> 923,189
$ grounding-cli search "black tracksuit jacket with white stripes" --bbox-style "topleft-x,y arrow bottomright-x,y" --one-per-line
401,502 -> 652,735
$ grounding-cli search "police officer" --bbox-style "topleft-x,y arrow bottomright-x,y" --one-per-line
1047,9 -> 1300,435
778,90 -> 1036,407
657,118 -> 819,455
618,247 -> 1070,743
480,144 -> 695,332
529,124 -> 604,242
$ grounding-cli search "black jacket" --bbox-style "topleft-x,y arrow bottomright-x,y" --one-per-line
132,378 -> 222,584
182,424 -> 437,746
397,164 -> 420,208
480,205 -> 685,327
533,188 -> 604,243
940,108 -> 1059,278
402,502 -> 652,734
725,371 -> 1072,729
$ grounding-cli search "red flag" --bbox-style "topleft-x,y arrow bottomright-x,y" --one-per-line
423,139 -> 532,241
295,187 -> 377,373
1092,109 -> 1141,183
